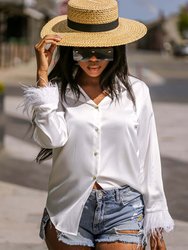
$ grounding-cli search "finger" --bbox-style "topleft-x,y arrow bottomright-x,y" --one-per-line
48,44 -> 57,54
35,36 -> 62,50
35,41 -> 59,52
43,34 -> 62,40
36,39 -> 60,48
37,35 -> 62,45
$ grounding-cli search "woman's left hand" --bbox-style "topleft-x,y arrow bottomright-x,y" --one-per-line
150,232 -> 166,250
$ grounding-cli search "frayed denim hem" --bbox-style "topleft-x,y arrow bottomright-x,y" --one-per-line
57,231 -> 95,248
95,236 -> 147,249
96,239 -> 146,249
40,216 -> 95,247
39,214 -> 147,249
57,234 -> 146,249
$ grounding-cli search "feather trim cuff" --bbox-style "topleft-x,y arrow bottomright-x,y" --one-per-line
143,210 -> 174,244
21,83 -> 59,115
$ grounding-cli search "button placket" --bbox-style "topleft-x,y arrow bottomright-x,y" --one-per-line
92,104 -> 101,179
95,127 -> 99,133
94,152 -> 98,156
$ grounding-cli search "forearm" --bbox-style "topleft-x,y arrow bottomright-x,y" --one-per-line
36,70 -> 48,87
34,34 -> 61,87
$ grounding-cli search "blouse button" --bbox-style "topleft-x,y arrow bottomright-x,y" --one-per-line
95,128 -> 99,132
98,191 -> 103,199
95,106 -> 99,110
94,152 -> 98,156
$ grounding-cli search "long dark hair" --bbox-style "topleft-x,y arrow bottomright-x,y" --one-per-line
36,45 -> 135,163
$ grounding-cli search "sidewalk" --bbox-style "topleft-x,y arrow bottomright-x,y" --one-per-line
0,58 -> 37,86
0,54 -> 188,250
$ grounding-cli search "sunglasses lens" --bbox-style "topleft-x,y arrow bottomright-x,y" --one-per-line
73,47 -> 114,61
73,49 -> 84,61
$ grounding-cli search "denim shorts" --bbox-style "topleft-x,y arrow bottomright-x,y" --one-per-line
40,185 -> 146,247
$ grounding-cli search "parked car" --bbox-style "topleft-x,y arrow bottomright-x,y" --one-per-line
173,44 -> 188,57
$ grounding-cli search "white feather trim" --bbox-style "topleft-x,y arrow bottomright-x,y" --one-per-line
143,210 -> 174,244
20,82 -> 59,116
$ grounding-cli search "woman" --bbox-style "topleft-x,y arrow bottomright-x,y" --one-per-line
23,0 -> 174,249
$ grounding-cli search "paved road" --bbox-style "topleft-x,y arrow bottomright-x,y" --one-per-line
128,48 -> 188,103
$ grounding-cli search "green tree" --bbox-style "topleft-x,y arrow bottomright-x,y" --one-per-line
178,5 -> 188,38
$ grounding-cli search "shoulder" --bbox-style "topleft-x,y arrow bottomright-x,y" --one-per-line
128,75 -> 153,114
128,75 -> 149,96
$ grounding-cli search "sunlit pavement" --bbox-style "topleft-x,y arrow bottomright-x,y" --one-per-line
0,49 -> 188,249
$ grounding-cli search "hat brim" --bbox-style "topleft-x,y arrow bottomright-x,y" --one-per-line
41,16 -> 147,47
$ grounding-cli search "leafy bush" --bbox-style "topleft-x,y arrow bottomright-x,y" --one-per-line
178,6 -> 188,38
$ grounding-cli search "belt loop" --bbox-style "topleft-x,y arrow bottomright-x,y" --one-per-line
115,189 -> 121,202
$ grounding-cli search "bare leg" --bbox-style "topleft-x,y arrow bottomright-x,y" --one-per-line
95,242 -> 145,250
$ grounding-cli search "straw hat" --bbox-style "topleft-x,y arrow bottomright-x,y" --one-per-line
41,0 -> 147,47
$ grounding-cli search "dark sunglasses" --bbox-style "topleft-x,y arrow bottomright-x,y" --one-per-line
73,47 -> 114,62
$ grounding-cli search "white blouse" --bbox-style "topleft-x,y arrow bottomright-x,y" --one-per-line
23,75 -> 174,239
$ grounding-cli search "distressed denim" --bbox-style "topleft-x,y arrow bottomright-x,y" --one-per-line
40,185 -> 146,247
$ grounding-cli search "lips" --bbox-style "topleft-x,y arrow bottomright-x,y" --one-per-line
88,65 -> 101,70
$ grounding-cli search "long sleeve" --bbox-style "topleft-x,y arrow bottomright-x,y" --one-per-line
22,83 -> 68,148
136,83 -> 174,242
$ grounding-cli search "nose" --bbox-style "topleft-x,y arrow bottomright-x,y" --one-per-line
89,55 -> 98,62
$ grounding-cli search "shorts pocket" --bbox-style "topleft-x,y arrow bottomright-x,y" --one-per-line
120,187 -> 141,205
119,189 -> 145,230
131,197 -> 145,230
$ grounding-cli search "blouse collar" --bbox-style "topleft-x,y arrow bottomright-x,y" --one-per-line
65,77 -> 127,100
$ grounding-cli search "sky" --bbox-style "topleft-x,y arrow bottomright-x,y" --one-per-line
118,0 -> 188,22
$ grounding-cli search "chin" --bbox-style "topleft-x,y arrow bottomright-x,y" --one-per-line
86,71 -> 102,78
89,74 -> 101,78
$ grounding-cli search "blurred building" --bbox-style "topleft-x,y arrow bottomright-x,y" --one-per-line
137,14 -> 185,53
56,0 -> 69,15
0,0 -> 58,67
36,0 -> 58,18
